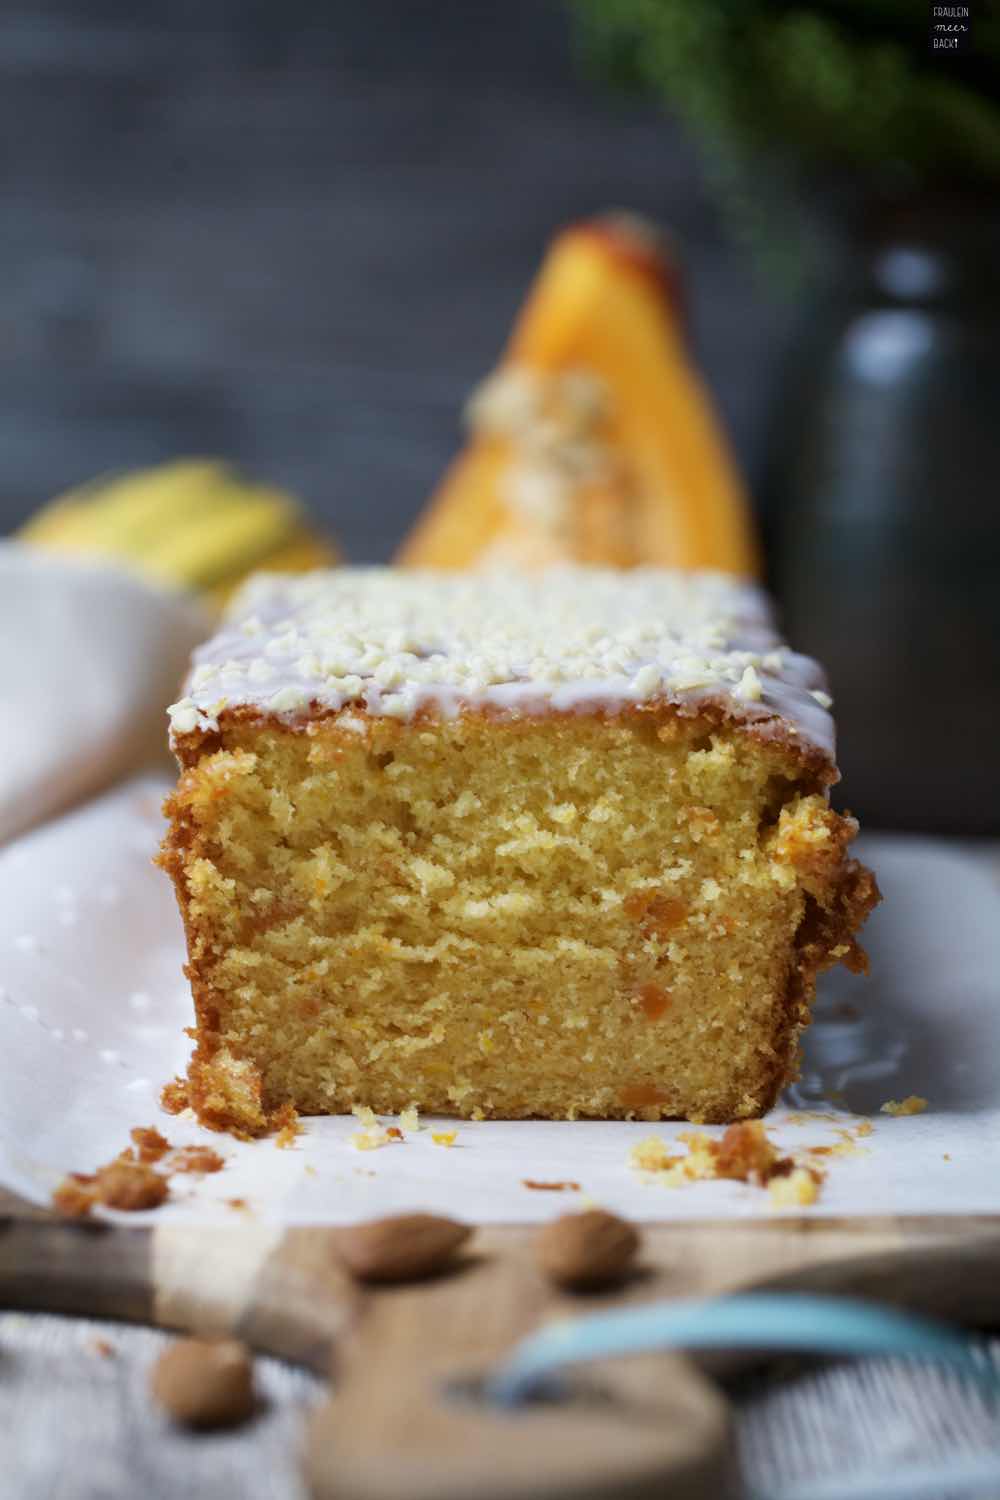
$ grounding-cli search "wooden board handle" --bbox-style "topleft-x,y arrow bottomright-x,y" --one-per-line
0,1218 -> 355,1374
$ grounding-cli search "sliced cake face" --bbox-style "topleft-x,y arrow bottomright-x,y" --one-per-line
161,569 -> 878,1136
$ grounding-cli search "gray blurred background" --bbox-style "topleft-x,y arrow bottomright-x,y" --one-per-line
0,0 -> 794,561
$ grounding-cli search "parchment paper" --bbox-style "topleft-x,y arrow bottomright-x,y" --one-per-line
2,777 -> 997,1223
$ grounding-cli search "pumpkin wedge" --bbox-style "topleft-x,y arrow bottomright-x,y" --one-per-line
397,213 -> 759,575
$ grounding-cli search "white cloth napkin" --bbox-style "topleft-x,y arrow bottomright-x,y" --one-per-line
0,542 -> 209,844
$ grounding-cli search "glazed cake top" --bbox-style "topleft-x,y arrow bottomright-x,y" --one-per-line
168,567 -> 835,761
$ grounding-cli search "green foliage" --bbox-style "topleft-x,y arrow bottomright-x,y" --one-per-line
572,0 -> 1000,185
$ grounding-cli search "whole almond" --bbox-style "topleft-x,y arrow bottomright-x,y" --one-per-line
150,1337 -> 255,1429
335,1212 -> 472,1283
535,1209 -> 640,1290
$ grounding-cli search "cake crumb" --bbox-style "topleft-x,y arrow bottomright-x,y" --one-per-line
523,1179 -> 581,1191
399,1105 -> 420,1132
94,1159 -> 170,1212
855,1120 -> 874,1137
350,1124 -> 391,1151
169,1146 -> 225,1175
273,1105 -> 302,1149
53,1158 -> 170,1216
52,1177 -> 98,1218
91,1338 -> 116,1359
820,1127 -> 871,1159
629,1135 -> 680,1173
630,1121 -> 825,1204
431,1130 -> 457,1148
386,1126 -> 404,1140
130,1126 -> 171,1163
227,1197 -> 250,1213
769,1166 -> 822,1209
160,1078 -> 190,1115
713,1121 -> 782,1182
880,1095 -> 927,1117
52,1123 -> 229,1216
351,1103 -> 377,1128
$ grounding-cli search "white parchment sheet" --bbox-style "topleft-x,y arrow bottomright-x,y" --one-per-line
1,776 -> 998,1223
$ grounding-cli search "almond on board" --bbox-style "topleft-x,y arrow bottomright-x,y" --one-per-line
536,1209 -> 640,1290
334,1212 -> 472,1283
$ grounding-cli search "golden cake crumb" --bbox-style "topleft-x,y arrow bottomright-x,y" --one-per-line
713,1121 -> 783,1181
880,1095 -> 928,1117
431,1130 -> 458,1148
160,1078 -> 190,1115
169,1145 -> 225,1175
629,1135 -> 680,1173
350,1123 -> 392,1151
130,1126 -> 171,1163
52,1176 -> 100,1218
768,1166 -> 821,1209
273,1104 -> 302,1149
630,1120 -> 824,1204
92,1159 -> 170,1212
52,1126 -> 229,1217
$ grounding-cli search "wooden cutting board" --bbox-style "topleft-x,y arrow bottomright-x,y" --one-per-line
3,1186 -> 999,1500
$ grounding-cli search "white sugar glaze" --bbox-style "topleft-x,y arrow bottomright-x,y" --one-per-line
169,567 -> 835,766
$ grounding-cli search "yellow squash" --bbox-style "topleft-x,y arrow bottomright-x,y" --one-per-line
19,459 -> 338,604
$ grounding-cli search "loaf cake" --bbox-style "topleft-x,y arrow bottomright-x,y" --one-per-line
160,567 -> 878,1136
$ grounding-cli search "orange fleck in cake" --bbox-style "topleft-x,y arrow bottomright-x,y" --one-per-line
160,567 -> 878,1136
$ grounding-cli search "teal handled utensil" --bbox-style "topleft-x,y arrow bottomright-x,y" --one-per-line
484,1292 -> 1000,1500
